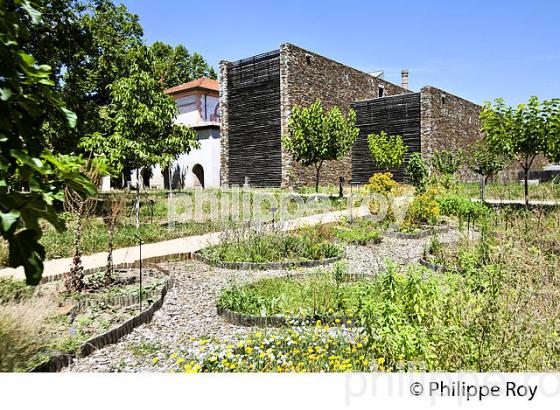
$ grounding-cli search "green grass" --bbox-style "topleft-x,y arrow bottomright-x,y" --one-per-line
218,272 -> 379,317
333,218 -> 382,245
454,181 -> 560,201
201,226 -> 343,264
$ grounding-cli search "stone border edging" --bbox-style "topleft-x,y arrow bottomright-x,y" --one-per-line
385,225 -> 449,240
30,258 -> 184,373
192,251 -> 342,271
217,306 -> 357,328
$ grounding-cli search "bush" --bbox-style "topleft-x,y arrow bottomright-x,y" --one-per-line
365,172 -> 400,196
437,194 -> 491,225
406,153 -> 429,192
402,188 -> 441,229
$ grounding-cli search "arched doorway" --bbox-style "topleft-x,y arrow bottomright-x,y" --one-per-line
192,164 -> 205,188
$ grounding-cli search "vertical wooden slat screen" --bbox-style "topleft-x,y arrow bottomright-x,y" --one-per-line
227,50 -> 282,186
351,93 -> 421,183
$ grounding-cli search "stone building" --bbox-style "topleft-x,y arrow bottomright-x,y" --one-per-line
219,43 -> 483,187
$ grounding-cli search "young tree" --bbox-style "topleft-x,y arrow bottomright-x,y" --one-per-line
0,0 -> 95,285
283,100 -> 359,192
367,131 -> 408,171
80,66 -> 199,225
467,139 -> 507,201
102,194 -> 126,285
481,97 -> 560,205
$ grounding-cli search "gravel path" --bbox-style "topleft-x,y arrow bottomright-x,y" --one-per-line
65,226 -> 466,372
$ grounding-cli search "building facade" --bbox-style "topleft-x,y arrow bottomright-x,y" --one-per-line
135,77 -> 221,189
219,43 -> 484,187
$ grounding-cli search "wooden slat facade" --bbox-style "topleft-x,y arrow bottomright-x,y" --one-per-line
227,50 -> 282,186
351,93 -> 421,183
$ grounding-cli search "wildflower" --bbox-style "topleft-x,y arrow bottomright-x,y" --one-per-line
152,357 -> 159,365
176,358 -> 185,365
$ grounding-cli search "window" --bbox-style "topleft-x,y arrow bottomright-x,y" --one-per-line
305,54 -> 313,65
378,86 -> 385,97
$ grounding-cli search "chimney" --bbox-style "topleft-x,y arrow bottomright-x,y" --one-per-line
401,69 -> 409,90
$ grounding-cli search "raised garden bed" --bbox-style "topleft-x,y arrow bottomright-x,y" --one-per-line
192,251 -> 341,271
0,254 -> 190,372
197,226 -> 344,270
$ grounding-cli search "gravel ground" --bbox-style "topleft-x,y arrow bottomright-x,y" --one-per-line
65,226 -> 466,372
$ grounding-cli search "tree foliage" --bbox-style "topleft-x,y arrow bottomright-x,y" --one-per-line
283,100 -> 359,192
28,0 -> 214,156
150,41 -> 217,89
481,97 -> 560,204
367,131 -> 407,171
0,0 -> 95,285
79,68 -> 198,172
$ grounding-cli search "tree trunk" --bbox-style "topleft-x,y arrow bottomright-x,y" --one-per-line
523,167 -> 529,207
480,175 -> 486,202
65,216 -> 84,292
315,162 -> 323,193
105,222 -> 114,285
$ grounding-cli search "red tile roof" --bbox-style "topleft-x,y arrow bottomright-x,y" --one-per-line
164,77 -> 219,95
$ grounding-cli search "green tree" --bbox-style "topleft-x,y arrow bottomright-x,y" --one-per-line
467,139 -> 507,201
0,0 -> 95,285
367,131 -> 408,172
283,100 -> 359,192
150,41 -> 217,89
481,97 -> 560,205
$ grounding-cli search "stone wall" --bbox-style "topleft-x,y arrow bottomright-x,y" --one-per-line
420,86 -> 483,181
279,43 -> 409,187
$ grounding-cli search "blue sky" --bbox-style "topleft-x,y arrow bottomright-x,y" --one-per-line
121,0 -> 560,105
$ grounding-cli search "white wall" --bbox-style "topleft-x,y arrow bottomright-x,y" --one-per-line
145,130 -> 221,189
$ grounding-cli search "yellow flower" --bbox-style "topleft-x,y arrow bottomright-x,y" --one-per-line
255,332 -> 263,338
377,357 -> 385,366
152,357 -> 159,365
208,356 -> 217,362
170,352 -> 178,359
176,358 -> 185,365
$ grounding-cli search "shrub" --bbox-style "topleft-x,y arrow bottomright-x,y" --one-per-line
406,152 -> 429,192
437,194 -> 491,226
365,172 -> 400,196
402,188 -> 441,229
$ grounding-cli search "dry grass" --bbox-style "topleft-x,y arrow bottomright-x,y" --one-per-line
0,297 -> 56,371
